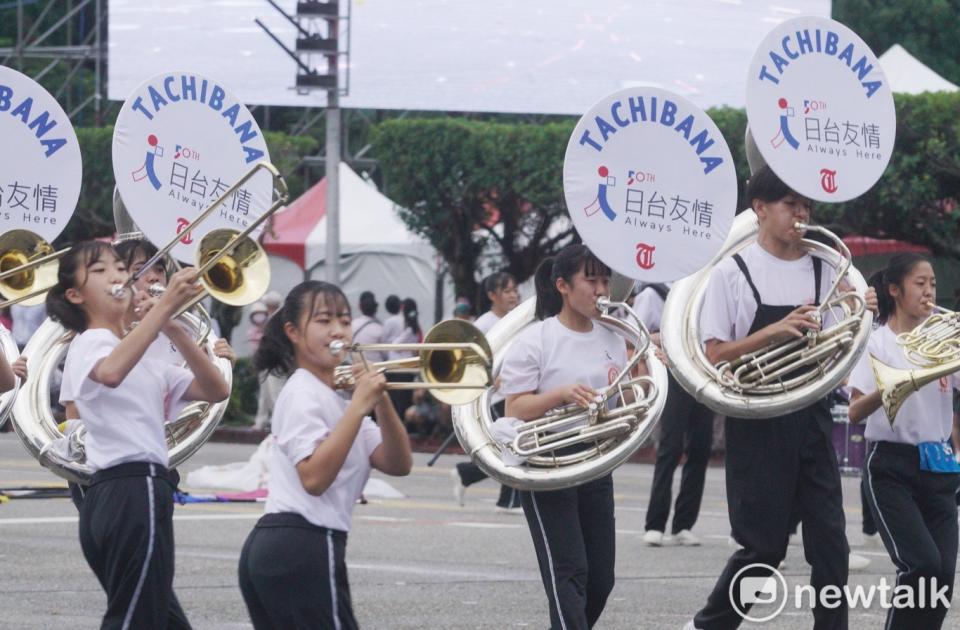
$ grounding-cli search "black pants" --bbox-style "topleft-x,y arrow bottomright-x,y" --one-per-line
863,441 -> 959,630
79,462 -> 190,630
238,512 -> 358,630
645,374 -> 714,534
860,475 -> 877,536
387,372 -> 415,421
520,474 -> 616,630
694,408 -> 849,630
455,461 -> 522,508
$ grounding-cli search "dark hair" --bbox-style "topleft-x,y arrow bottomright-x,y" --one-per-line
401,297 -> 421,336
477,271 -> 516,314
253,281 -> 350,377
385,294 -> 401,315
533,244 -> 610,320
871,253 -> 932,325
358,291 -> 378,317
46,241 -> 119,333
114,239 -> 160,274
747,164 -> 796,205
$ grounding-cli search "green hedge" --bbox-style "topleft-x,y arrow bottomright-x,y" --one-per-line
60,128 -> 318,245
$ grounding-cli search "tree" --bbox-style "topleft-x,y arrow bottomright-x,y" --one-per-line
834,0 -> 960,86
371,118 -> 576,299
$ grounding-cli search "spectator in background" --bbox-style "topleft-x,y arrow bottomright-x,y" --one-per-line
11,303 -> 46,351
452,300 -> 473,321
352,291 -> 386,363
211,302 -> 242,344
387,298 -> 421,420
246,302 -> 269,354
381,294 -> 404,348
262,291 -> 282,318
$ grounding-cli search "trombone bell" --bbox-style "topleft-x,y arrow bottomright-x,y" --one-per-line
196,228 -> 271,307
333,319 -> 493,405
0,230 -> 62,307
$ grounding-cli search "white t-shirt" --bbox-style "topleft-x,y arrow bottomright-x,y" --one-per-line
387,326 -> 418,361
848,323 -> 958,445
382,314 -> 404,346
499,317 -> 628,402
634,286 -> 668,333
265,368 -> 383,531
63,329 -> 195,471
700,243 -> 838,343
473,311 -> 501,335
61,333 -> 182,412
143,333 -> 183,365
351,315 -> 386,363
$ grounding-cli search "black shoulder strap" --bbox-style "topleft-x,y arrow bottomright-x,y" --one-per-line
812,256 -> 822,305
354,317 -> 379,337
732,254 -> 762,306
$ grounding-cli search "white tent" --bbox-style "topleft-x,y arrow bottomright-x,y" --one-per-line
228,164 -> 452,357
878,44 -> 959,94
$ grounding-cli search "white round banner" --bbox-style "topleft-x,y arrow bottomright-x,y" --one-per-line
746,16 -> 895,202
112,72 -> 272,262
0,66 -> 81,242
563,87 -> 737,283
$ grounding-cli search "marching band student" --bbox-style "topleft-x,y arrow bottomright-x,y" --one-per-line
451,271 -> 523,512
639,282 -> 715,547
684,165 -> 876,630
848,254 -> 959,630
46,240 -> 230,629
500,245 -> 627,629
60,238 -> 235,510
237,281 -> 412,629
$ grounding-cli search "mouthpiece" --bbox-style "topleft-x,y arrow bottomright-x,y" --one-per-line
329,341 -> 347,355
110,284 -> 127,299
794,222 -> 808,231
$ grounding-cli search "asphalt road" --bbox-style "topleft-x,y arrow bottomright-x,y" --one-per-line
0,434 -> 942,629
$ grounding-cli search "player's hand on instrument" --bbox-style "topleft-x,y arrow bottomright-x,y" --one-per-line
558,383 -> 600,408
352,368 -> 388,414
11,355 -> 27,381
213,339 -> 236,365
768,305 -> 820,342
160,269 -> 204,314
863,286 -> 878,315
133,290 -> 160,319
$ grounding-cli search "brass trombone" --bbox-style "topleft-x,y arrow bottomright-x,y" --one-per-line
330,319 -> 493,405
871,302 -> 960,424
0,230 -> 70,308
112,161 -> 288,313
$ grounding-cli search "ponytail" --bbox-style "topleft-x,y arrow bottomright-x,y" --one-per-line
253,281 -> 350,377
401,297 -> 421,336
534,244 -> 609,320
534,258 -> 561,320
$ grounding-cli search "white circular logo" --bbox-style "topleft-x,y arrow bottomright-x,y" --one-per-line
112,72 -> 272,263
729,562 -> 789,623
563,87 -> 737,283
746,16 -> 895,202
0,66 -> 81,242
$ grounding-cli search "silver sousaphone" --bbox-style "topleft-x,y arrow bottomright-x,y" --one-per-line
452,86 -> 739,490
660,15 -> 894,418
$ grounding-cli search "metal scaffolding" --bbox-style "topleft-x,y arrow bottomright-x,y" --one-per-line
0,0 -> 108,124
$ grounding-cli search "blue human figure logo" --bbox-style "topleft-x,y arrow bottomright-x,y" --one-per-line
582,165 -> 617,221
131,134 -> 163,190
770,98 -> 799,150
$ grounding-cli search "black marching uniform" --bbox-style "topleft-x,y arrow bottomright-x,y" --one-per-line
642,284 -> 715,537
851,322 -> 960,629
693,254 -> 849,630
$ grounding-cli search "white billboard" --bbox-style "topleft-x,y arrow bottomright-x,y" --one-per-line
109,0 -> 831,115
